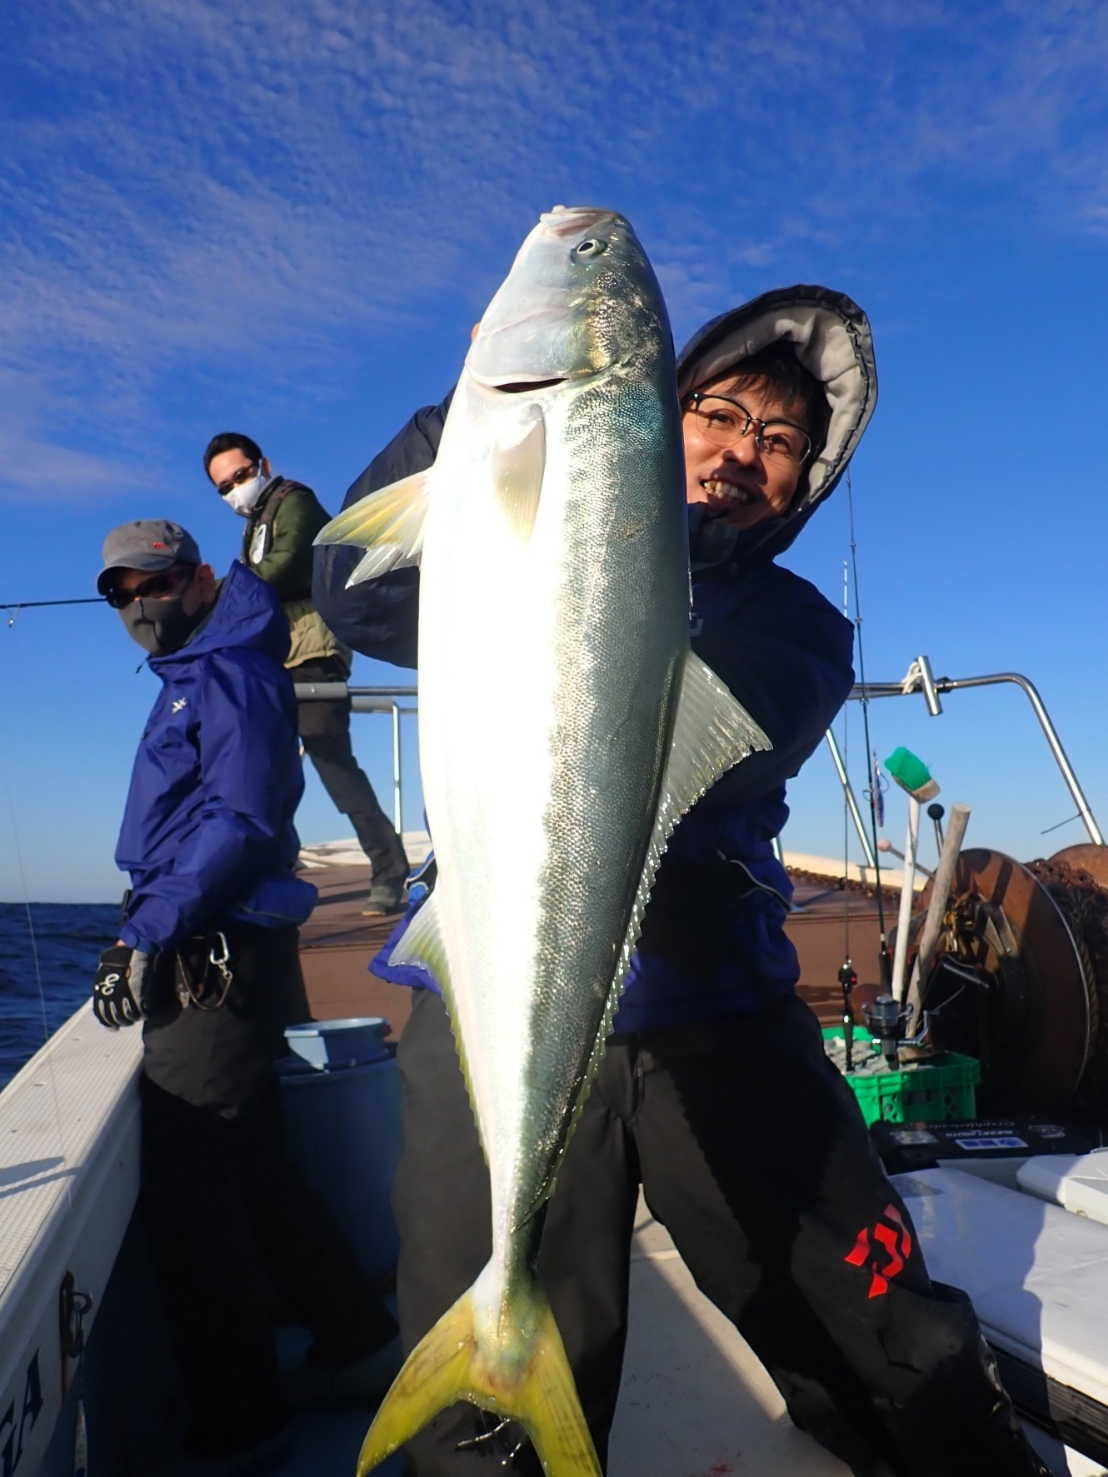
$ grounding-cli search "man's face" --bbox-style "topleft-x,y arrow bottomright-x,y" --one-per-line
682,372 -> 808,530
208,447 -> 271,495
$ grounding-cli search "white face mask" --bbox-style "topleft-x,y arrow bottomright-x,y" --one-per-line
222,471 -> 276,517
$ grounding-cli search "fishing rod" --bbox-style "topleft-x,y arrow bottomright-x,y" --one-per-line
1,598 -> 104,609
846,470 -> 893,990
838,558 -> 857,1070
2,597 -> 105,628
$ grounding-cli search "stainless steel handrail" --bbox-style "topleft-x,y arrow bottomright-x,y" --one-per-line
293,684 -> 418,831
300,665 -> 1104,854
847,658 -> 1103,847
823,729 -> 876,869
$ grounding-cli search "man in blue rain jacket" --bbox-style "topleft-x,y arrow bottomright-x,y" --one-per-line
93,521 -> 398,1470
314,288 -> 1049,1477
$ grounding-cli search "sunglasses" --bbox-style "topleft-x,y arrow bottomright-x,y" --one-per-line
215,462 -> 259,497
106,565 -> 195,609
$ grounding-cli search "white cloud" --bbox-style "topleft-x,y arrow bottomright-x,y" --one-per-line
3,0 -> 1108,501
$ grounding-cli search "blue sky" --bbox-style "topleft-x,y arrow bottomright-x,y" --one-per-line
2,0 -> 1108,901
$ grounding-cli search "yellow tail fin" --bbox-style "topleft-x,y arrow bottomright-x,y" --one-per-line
357,1278 -> 602,1477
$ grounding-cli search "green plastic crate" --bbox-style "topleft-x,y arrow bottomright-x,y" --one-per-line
822,1025 -> 980,1127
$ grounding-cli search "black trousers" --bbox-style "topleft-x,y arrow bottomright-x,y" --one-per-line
294,657 -> 409,887
139,924 -> 397,1457
393,989 -> 1046,1477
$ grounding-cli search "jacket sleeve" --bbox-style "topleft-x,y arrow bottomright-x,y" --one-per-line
312,394 -> 452,665
252,488 -> 329,599
120,653 -> 304,951
694,566 -> 855,809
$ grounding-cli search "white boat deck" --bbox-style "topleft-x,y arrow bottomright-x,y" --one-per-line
0,1003 -> 142,1477
1019,1152 -> 1108,1226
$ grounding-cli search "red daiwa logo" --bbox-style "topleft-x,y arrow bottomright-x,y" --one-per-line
151,541 -> 167,549
844,1204 -> 913,1298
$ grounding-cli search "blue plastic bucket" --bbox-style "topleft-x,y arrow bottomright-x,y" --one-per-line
278,1018 -> 401,1281
285,1016 -> 392,1070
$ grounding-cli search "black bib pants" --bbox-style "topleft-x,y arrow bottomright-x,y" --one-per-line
392,988 -> 1047,1477
139,921 -> 397,1458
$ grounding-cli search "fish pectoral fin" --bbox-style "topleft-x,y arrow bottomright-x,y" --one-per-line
314,470 -> 432,584
491,410 -> 545,544
662,651 -> 772,828
357,1275 -> 602,1477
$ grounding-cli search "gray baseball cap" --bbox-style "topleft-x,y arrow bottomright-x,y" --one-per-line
97,519 -> 202,595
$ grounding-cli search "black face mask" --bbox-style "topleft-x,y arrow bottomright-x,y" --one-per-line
119,586 -> 208,656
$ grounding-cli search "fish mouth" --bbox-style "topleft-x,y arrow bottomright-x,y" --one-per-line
490,377 -> 567,394
539,205 -> 615,238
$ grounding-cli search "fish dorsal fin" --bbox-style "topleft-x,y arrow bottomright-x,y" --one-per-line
313,470 -> 432,585
491,411 -> 545,545
389,895 -> 488,1166
517,652 -> 771,1225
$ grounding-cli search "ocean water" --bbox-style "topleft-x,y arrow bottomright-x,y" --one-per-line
0,902 -> 120,1089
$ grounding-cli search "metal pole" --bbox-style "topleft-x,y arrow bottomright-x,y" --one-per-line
391,703 -> 403,833
891,797 -> 920,1004
906,802 -> 972,1029
824,729 -> 877,870
944,674 -> 1103,847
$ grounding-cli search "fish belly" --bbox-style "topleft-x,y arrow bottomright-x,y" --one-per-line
417,372 -> 687,1251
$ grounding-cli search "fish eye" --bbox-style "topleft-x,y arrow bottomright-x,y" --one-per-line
574,238 -> 608,258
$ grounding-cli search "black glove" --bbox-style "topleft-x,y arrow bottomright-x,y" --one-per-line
92,945 -> 157,1030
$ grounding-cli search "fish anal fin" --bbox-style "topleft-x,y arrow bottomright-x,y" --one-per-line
314,471 -> 432,584
391,896 -> 488,1168
491,410 -> 545,544
389,890 -> 451,994
357,1273 -> 602,1477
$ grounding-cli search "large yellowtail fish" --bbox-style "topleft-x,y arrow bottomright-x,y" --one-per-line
316,206 -> 770,1475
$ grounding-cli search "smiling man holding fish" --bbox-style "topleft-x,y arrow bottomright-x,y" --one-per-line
314,210 -> 1047,1477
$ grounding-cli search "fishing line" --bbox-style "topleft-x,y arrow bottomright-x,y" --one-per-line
1041,812 -> 1082,835
841,558 -> 851,962
0,756 -> 75,1206
846,470 -> 892,988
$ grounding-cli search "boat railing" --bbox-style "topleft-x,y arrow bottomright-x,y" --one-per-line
293,683 -> 417,831
301,659 -> 1104,861
839,654 -> 1103,847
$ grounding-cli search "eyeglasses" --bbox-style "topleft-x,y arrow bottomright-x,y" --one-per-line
685,393 -> 811,465
105,565 -> 194,609
215,462 -> 258,497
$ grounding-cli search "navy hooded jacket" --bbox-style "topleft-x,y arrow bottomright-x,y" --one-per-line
117,561 -> 317,954
313,286 -> 876,1029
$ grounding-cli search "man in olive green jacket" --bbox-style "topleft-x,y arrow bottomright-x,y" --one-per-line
205,431 -> 410,914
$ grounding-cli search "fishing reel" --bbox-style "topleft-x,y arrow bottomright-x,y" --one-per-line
904,847 -> 1108,1113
